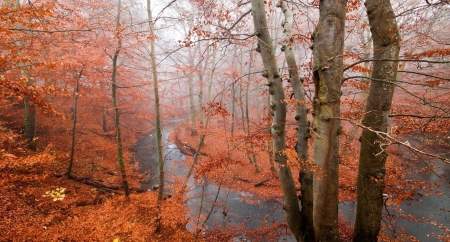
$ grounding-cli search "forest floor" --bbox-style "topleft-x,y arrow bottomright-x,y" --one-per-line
0,102 -> 194,242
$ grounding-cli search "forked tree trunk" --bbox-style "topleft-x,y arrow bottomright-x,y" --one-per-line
354,0 -> 400,240
111,0 -> 130,197
251,0 -> 303,240
278,1 -> 313,239
311,0 -> 346,241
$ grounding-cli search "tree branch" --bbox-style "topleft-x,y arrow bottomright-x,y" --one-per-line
389,114 -> 450,118
225,9 -> 252,32
398,70 -> 450,81
344,58 -> 450,72
8,28 -> 95,33
334,117 -> 450,165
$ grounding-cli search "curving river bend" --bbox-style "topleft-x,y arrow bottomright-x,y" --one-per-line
134,125 -> 449,241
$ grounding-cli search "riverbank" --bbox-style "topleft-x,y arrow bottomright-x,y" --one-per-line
170,121 -> 449,240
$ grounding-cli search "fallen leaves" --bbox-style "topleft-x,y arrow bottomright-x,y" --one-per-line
43,187 -> 66,201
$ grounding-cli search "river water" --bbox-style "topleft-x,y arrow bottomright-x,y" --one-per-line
134,126 -> 449,241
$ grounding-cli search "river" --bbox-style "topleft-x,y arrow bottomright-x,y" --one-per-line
134,126 -> 449,241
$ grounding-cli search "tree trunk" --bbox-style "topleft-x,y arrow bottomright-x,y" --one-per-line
278,1 -> 313,239
311,0 -> 346,241
67,70 -> 83,178
147,0 -> 165,233
102,104 -> 108,132
245,49 -> 260,172
24,96 -> 36,150
13,0 -> 37,150
188,45 -> 196,126
111,0 -> 130,197
251,0 -> 303,240
197,44 -> 210,125
354,0 -> 400,240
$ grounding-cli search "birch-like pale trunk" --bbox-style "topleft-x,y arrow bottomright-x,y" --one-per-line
251,0 -> 303,240
354,0 -> 400,240
311,0 -> 346,240
278,1 -> 313,239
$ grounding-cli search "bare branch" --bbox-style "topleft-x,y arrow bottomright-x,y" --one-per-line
342,75 -> 449,113
389,114 -> 450,118
8,28 -> 95,33
344,59 -> 450,72
154,0 -> 178,23
226,9 -> 252,32
335,117 -> 450,165
398,70 -> 450,81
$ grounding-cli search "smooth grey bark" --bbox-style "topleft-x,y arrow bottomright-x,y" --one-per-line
277,1 -> 313,240
67,70 -> 82,178
251,0 -> 303,240
111,0 -> 130,197
354,0 -> 400,241
311,0 -> 347,241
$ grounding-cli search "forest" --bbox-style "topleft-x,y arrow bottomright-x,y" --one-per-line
0,0 -> 449,241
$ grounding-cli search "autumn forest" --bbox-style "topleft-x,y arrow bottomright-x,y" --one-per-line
1,0 -> 449,241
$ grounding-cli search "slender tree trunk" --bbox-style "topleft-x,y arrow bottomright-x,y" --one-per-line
239,50 -> 246,133
111,0 -> 130,197
354,0 -> 400,240
188,46 -> 196,126
67,70 -> 82,178
278,2 -> 313,239
13,0 -> 37,150
24,95 -> 36,150
197,44 -> 210,125
147,0 -> 165,233
311,0 -> 347,241
231,81 -> 236,136
206,48 -> 217,124
244,49 -> 260,172
251,0 -> 303,240
102,105 -> 108,132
